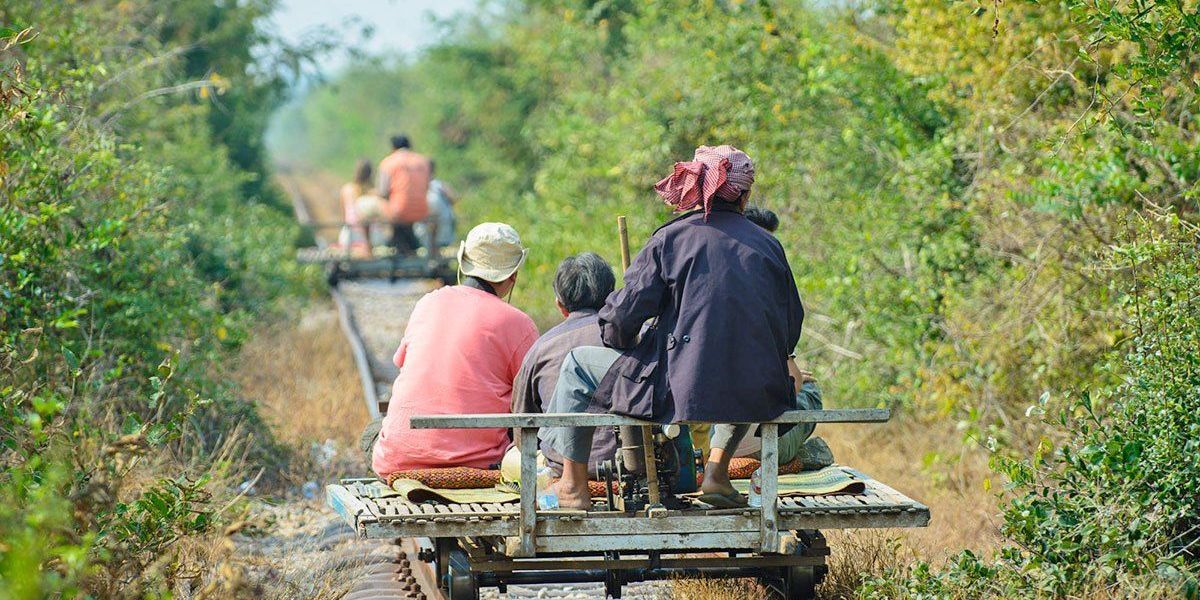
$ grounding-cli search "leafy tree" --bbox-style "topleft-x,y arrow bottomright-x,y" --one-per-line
275,1 -> 1200,595
1,0 -> 316,595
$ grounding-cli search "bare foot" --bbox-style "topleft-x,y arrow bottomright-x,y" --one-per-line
700,480 -> 739,497
548,479 -> 591,510
700,461 -> 737,496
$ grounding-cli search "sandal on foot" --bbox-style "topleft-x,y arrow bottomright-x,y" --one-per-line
696,490 -> 748,508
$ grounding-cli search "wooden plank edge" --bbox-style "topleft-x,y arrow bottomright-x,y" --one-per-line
410,408 -> 891,429
325,484 -> 376,537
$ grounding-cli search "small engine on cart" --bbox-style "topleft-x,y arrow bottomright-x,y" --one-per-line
597,424 -> 689,512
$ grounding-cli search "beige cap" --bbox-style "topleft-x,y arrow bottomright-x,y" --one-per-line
457,222 -> 529,283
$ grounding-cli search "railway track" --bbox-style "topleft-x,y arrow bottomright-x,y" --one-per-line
281,172 -> 444,599
333,279 -> 446,600
337,539 -> 438,600
284,174 -> 675,600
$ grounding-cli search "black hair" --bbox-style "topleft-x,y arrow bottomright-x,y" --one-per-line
390,134 -> 411,150
744,206 -> 779,232
554,252 -> 616,313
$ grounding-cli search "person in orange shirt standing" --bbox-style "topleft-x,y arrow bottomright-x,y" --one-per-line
376,134 -> 432,254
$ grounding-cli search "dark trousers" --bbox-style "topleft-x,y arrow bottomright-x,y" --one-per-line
390,223 -> 421,254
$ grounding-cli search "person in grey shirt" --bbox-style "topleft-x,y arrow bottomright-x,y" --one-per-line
415,161 -> 458,252
512,253 -> 619,478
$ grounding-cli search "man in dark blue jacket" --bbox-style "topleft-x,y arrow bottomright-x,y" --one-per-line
541,145 -> 804,509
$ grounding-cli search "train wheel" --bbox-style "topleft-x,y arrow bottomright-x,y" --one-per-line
783,565 -> 817,600
446,547 -> 479,600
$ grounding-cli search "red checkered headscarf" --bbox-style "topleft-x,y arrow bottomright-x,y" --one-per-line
653,145 -> 755,217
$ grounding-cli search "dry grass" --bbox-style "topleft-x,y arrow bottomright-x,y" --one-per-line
822,419 -> 1002,563
817,532 -> 912,599
666,536 -> 903,600
279,170 -> 345,232
231,301 -> 368,452
670,577 -> 772,599
169,505 -> 366,600
215,301 -> 380,599
1072,577 -> 1191,600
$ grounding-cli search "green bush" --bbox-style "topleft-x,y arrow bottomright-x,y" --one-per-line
1,1 -> 314,596
1003,223 -> 1200,587
860,216 -> 1200,598
853,0 -> 1200,595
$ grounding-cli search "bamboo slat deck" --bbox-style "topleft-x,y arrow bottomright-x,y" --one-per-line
327,465 -> 929,555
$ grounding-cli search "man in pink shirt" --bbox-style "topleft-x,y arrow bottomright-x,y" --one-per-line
370,223 -> 539,477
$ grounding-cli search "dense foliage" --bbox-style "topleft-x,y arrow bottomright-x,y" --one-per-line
272,0 -> 1199,595
862,218 -> 1200,597
270,0 -> 1193,419
1,1 -> 312,596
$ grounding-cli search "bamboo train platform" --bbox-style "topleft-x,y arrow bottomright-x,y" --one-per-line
326,409 -> 930,599
286,177 -> 932,598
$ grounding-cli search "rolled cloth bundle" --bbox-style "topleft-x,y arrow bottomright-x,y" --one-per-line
653,145 -> 755,217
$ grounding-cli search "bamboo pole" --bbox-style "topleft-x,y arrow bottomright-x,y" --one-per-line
617,216 -> 664,513
618,216 -> 631,271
